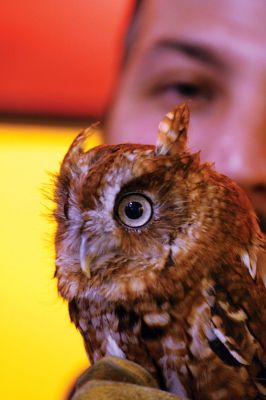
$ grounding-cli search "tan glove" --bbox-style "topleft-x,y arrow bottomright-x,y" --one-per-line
72,357 -> 183,400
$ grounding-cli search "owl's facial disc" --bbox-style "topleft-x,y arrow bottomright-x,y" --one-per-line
116,193 -> 153,228
79,235 -> 91,278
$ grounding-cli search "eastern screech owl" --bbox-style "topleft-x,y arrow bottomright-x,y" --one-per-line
54,104 -> 266,399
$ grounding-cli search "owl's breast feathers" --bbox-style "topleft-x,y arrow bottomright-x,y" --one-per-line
67,241 -> 266,398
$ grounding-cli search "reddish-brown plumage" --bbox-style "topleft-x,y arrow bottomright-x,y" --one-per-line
54,104 -> 266,399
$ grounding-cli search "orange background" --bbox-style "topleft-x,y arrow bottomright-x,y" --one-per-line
0,0 -> 133,117
0,1 -> 133,399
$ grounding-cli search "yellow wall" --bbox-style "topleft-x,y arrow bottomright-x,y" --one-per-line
0,124 -> 102,399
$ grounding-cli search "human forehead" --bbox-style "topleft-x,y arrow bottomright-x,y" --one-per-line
134,0 -> 266,61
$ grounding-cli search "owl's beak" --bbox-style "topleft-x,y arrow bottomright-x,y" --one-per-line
79,236 -> 91,278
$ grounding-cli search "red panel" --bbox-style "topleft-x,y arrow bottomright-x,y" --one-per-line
0,0 -> 133,117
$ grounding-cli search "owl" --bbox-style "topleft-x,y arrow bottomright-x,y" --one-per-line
54,104 -> 266,399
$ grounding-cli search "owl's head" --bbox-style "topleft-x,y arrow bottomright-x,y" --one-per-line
54,104 -> 263,301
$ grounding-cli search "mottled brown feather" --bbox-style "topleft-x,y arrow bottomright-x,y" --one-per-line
53,104 -> 266,399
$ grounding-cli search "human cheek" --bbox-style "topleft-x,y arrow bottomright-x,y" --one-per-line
185,115 -> 218,159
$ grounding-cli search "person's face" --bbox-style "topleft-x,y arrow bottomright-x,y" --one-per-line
106,0 -> 266,232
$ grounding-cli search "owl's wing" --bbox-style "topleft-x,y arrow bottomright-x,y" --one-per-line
210,285 -> 266,395
210,299 -> 259,365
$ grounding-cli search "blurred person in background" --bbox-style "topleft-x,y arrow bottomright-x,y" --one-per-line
105,0 -> 266,233
71,0 -> 266,398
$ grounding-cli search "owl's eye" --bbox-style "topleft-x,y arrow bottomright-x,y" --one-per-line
116,194 -> 153,228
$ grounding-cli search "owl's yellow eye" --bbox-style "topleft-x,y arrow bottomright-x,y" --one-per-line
116,194 -> 153,228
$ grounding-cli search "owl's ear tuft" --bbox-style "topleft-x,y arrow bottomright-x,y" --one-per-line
155,103 -> 190,156
62,123 -> 100,168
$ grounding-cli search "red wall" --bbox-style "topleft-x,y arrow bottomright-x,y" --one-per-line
0,0 -> 133,118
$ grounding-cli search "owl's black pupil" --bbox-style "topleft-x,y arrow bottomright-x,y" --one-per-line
125,201 -> 144,219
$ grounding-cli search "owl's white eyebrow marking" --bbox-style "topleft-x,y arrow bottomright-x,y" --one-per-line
101,182 -> 121,213
106,335 -> 125,359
